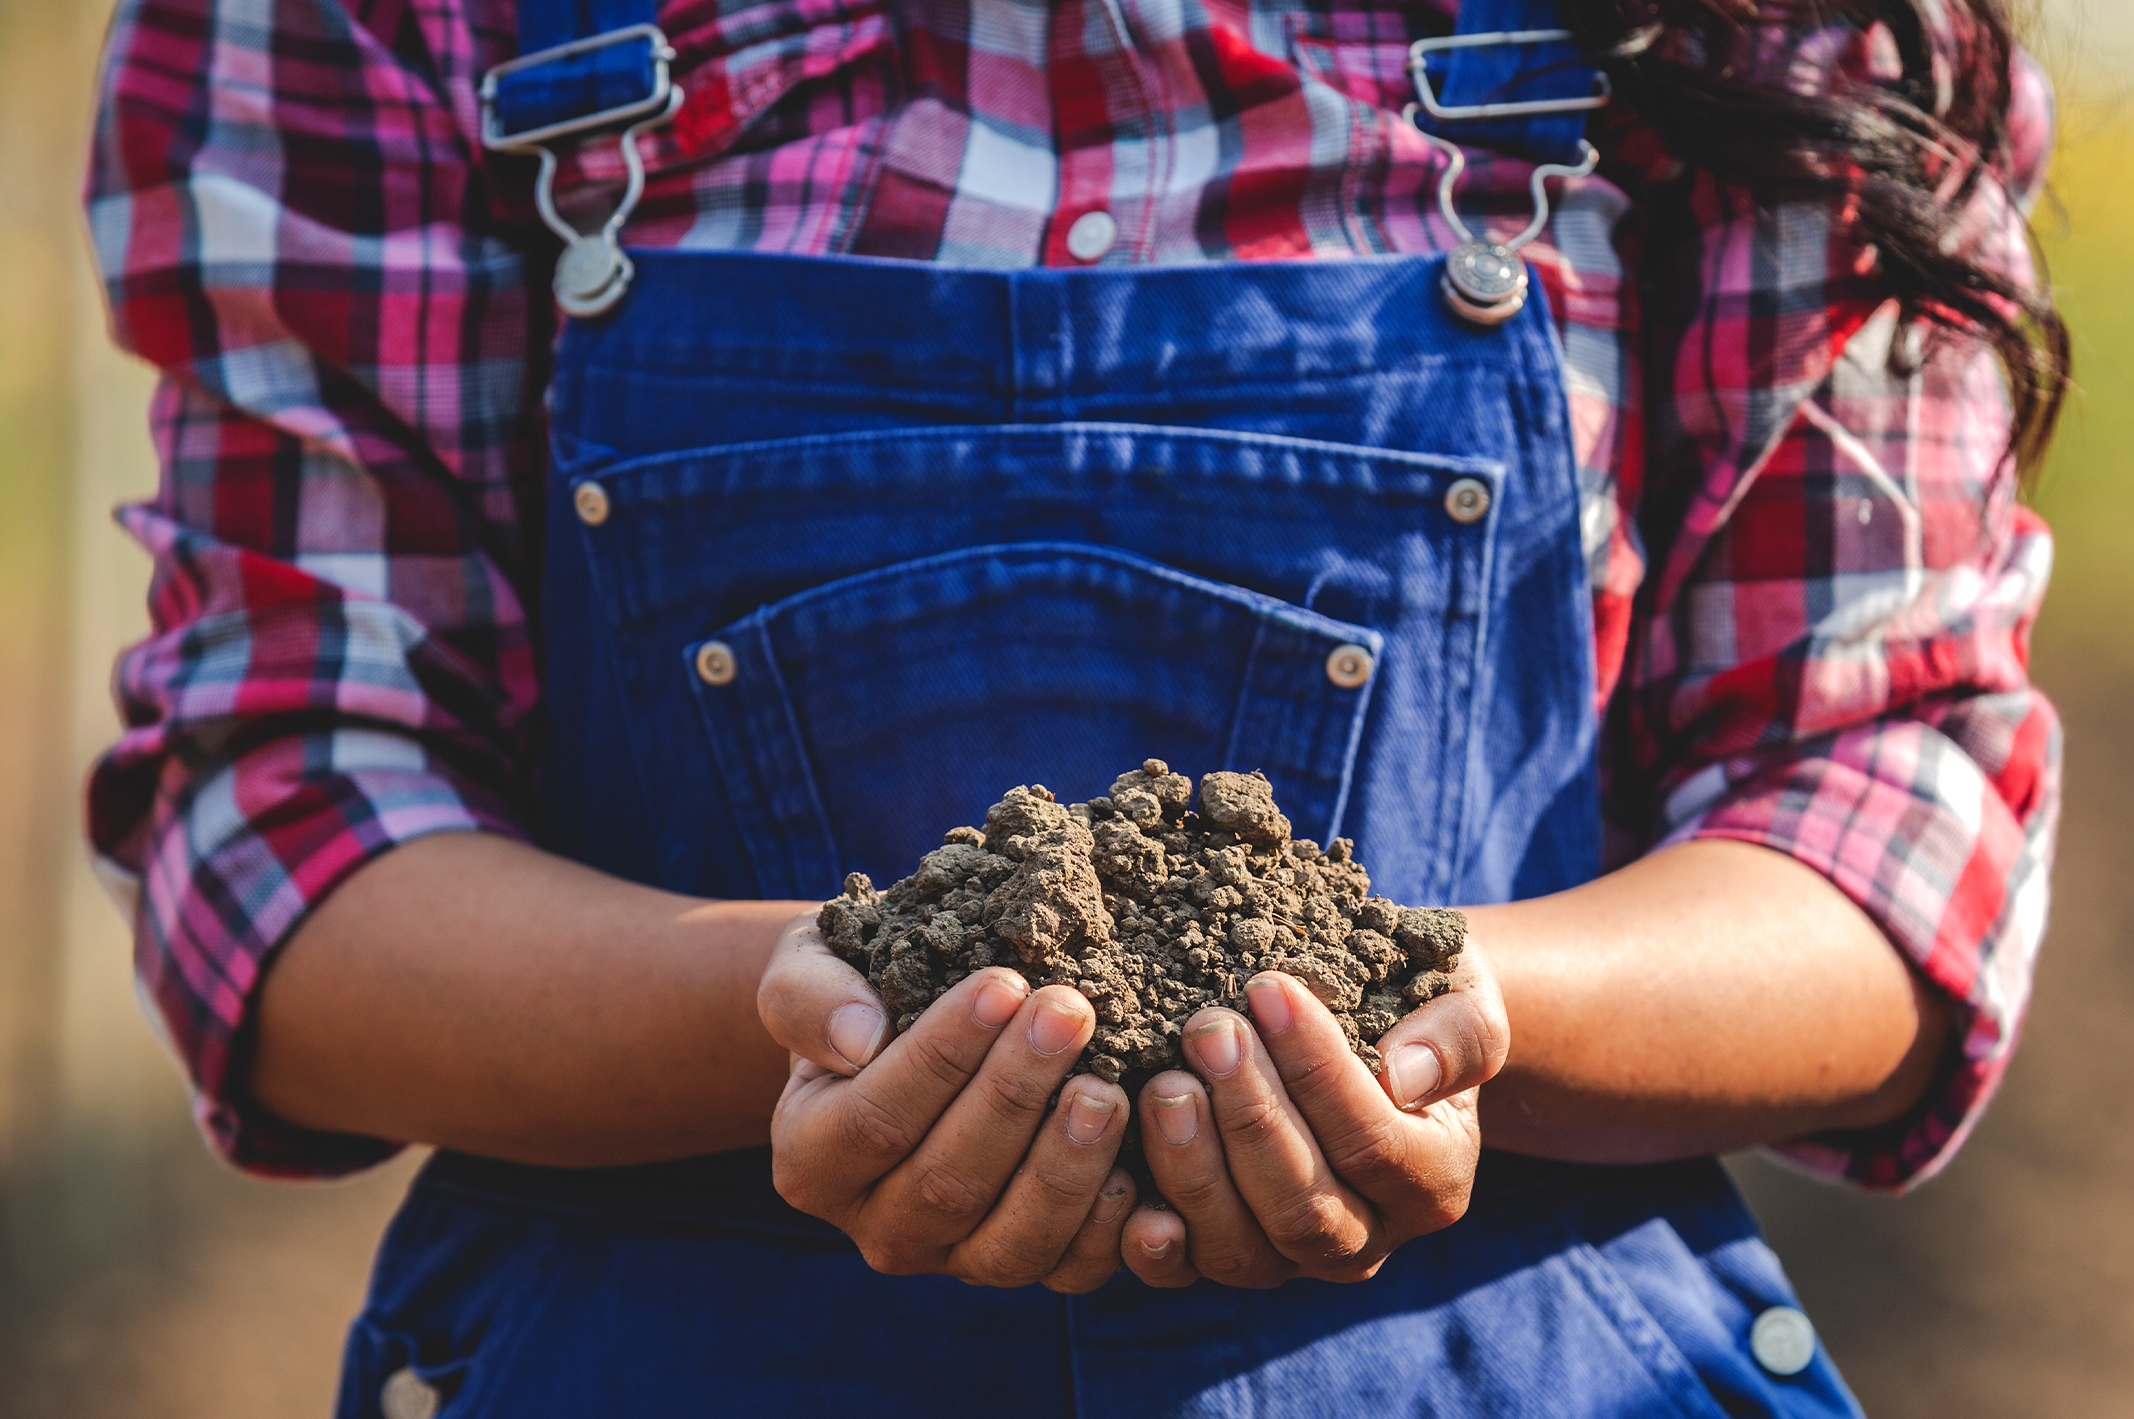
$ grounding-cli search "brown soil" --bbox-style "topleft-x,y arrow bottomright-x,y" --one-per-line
818,761 -> 1465,1148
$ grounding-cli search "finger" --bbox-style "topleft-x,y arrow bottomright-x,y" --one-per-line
863,985 -> 1096,1259
949,1076 -> 1129,1288
1243,972 -> 1465,1232
1120,1206 -> 1200,1288
1042,1166 -> 1138,1295
1135,1072 -> 1291,1289
1373,944 -> 1510,1114
1182,1009 -> 1379,1275
755,913 -> 893,1074
768,966 -> 1031,1222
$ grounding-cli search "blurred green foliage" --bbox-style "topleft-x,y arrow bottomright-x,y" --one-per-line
2032,109 -> 2134,669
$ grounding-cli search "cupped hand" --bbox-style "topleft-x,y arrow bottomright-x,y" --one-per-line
1121,944 -> 1508,1288
757,913 -> 1137,1293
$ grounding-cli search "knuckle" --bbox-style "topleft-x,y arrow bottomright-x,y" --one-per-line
967,1233 -> 1057,1290
1218,1097 -> 1288,1149
1280,1052 -> 1351,1107
837,1090 -> 923,1163
1193,1242 -> 1274,1288
1319,1115 -> 1409,1188
976,1062 -> 1058,1127
1158,1166 -> 1235,1215
904,1027 -> 979,1094
914,1161 -> 994,1225
857,1238 -> 925,1277
1418,1184 -> 1471,1234
1043,1261 -> 1116,1296
1021,1160 -> 1098,1214
1313,1253 -> 1391,1285
1261,1191 -> 1358,1261
769,1155 -> 825,1217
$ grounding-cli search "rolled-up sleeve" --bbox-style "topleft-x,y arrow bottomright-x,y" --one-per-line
1610,44 -> 2060,1189
85,0 -> 545,1174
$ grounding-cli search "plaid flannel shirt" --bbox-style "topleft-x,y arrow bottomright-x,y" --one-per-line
86,0 -> 2059,1186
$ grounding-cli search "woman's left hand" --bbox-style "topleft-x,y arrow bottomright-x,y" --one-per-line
1120,945 -> 1508,1288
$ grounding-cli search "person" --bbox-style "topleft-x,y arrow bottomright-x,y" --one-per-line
84,0 -> 2063,1410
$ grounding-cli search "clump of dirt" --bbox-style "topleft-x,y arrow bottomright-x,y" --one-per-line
818,761 -> 1465,1130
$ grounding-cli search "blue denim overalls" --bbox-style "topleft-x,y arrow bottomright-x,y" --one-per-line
335,1 -> 1865,1414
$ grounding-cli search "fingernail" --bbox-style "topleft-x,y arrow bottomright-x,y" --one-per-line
827,1002 -> 887,1070
1092,1179 -> 1131,1225
1064,1090 -> 1117,1144
1190,1017 -> 1243,1077
1152,1090 -> 1200,1146
1243,974 -> 1294,1036
971,973 -> 1029,1030
1028,994 -> 1088,1056
1138,1238 -> 1174,1260
1388,1043 -> 1442,1111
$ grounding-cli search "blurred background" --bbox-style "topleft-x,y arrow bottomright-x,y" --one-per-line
0,1 -> 2128,1413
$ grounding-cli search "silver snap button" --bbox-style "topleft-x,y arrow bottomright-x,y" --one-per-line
1749,1305 -> 1817,1377
1064,210 -> 1118,263
555,234 -> 627,313
573,481 -> 611,526
1443,477 -> 1491,525
380,1367 -> 440,1419
695,640 -> 738,687
1325,643 -> 1374,690
1441,241 -> 1529,326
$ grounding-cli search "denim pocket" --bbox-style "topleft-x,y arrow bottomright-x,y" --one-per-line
573,421 -> 1496,900
684,541 -> 1384,897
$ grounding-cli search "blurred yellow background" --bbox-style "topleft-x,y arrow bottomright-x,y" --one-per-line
0,2 -> 2127,1413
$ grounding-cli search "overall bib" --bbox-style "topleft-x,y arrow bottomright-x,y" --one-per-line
336,2 -> 1865,1414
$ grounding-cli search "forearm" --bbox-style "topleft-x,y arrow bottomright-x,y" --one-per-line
251,832 -> 807,1167
1474,839 -> 1952,1164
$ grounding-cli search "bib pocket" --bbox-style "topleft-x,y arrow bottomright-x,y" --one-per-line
567,423 -> 1499,901
686,543 -> 1384,899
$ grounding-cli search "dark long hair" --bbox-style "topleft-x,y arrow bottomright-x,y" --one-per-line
1559,0 -> 2068,476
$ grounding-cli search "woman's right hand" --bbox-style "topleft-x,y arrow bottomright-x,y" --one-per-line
756,915 -> 1137,1293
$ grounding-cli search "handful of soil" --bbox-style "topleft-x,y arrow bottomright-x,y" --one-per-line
818,761 -> 1465,1123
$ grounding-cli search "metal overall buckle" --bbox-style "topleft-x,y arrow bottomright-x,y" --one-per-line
1403,29 -> 1607,327
480,25 -> 684,318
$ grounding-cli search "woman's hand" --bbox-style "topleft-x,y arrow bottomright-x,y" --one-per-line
757,915 -> 1138,1294
1120,947 -> 1508,1288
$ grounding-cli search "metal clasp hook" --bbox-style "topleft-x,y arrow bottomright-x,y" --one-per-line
1402,26 -> 1604,327
1403,115 -> 1598,327
480,26 -> 684,318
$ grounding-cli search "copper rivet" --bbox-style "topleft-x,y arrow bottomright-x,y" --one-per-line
1444,477 -> 1492,525
695,640 -> 738,687
1325,644 -> 1375,690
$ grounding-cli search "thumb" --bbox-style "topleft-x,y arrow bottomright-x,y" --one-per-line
1375,942 -> 1510,1113
756,912 -> 892,1076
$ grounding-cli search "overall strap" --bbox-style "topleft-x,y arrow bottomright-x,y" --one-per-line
1407,0 -> 1604,167
485,0 -> 665,146
491,0 -> 1603,166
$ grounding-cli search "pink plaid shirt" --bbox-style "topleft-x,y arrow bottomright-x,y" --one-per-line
86,0 -> 2059,1186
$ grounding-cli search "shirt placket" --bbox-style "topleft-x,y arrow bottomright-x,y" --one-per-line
1044,0 -> 1164,265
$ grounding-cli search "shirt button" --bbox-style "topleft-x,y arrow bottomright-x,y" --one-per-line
573,481 -> 611,526
695,640 -> 738,687
380,1367 -> 440,1419
1064,210 -> 1118,263
1749,1305 -> 1818,1377
1325,643 -> 1375,689
1443,476 -> 1492,525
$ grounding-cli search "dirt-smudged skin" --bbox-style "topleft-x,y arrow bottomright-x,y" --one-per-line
818,761 -> 1467,1181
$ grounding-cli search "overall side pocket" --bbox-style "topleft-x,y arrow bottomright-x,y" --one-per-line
684,541 -> 1384,899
